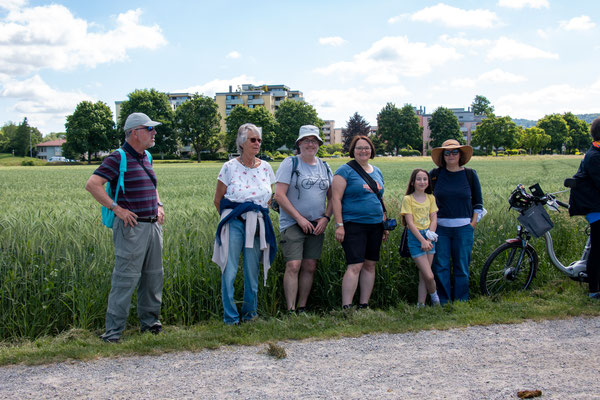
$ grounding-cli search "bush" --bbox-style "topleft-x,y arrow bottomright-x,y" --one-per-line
20,160 -> 34,166
397,148 -> 421,157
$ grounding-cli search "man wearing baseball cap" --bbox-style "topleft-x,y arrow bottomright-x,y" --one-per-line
85,112 -> 165,342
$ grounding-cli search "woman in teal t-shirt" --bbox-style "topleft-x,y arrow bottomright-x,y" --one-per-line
331,135 -> 389,309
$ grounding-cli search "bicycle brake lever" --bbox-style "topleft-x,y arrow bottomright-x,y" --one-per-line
546,199 -> 559,212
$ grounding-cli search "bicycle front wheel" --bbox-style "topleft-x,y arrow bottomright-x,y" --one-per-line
480,242 -> 538,296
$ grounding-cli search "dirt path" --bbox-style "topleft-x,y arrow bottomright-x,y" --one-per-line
0,316 -> 598,399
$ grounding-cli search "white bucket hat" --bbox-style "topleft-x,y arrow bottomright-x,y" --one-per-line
296,125 -> 323,145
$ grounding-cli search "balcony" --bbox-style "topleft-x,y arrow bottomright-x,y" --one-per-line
247,98 -> 265,105
225,98 -> 243,105
271,90 -> 287,97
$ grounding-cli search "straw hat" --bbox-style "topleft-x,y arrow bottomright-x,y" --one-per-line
431,139 -> 473,167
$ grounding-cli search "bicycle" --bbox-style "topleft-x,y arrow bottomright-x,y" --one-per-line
480,181 -> 589,296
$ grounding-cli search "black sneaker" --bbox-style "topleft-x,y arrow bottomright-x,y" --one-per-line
296,307 -> 307,314
100,335 -> 120,343
141,324 -> 162,335
357,303 -> 369,310
342,304 -> 353,310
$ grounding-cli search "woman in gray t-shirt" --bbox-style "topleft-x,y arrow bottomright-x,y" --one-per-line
274,125 -> 333,313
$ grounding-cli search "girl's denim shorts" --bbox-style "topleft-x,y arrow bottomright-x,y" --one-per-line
407,229 -> 436,258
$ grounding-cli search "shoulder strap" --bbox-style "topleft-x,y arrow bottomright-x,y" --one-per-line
346,160 -> 386,213
114,148 -> 127,201
464,167 -> 475,198
430,168 -> 440,191
291,155 -> 299,179
321,160 -> 332,184
145,150 -> 152,164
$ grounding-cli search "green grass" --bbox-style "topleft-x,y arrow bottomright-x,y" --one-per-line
0,153 -> 46,166
1,279 -> 598,366
1,154 -> 597,365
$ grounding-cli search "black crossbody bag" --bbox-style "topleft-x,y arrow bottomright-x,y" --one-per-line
346,160 -> 397,231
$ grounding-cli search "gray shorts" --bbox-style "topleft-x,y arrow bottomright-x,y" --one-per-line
280,223 -> 325,262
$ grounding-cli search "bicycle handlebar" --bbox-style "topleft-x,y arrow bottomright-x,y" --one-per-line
509,183 -> 569,211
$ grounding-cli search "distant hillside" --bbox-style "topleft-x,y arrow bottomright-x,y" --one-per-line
512,118 -> 537,128
512,113 -> 599,128
575,113 -> 600,124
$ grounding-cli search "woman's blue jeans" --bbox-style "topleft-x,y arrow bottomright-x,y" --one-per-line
222,219 -> 261,324
432,224 -> 474,304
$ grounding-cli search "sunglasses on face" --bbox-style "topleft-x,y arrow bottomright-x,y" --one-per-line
443,149 -> 460,156
135,126 -> 155,132
249,137 -> 262,144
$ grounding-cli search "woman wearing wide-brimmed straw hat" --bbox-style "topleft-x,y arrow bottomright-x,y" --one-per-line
429,139 -> 484,304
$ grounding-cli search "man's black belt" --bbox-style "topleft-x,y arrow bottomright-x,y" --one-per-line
137,216 -> 158,223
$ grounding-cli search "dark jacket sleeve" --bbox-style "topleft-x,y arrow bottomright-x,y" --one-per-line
471,169 -> 483,211
586,150 -> 600,191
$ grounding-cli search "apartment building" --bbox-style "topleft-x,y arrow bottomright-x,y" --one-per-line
214,84 -> 304,130
421,107 -> 484,154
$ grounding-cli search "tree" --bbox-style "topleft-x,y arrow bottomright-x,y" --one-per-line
428,107 -> 462,148
42,132 -> 66,142
517,127 -> 551,155
471,95 -> 495,116
0,122 -> 17,153
343,112 -> 370,152
175,94 -> 221,163
118,89 -> 177,157
537,114 -> 569,153
471,115 -> 518,155
10,118 -> 42,157
274,100 -> 322,150
377,103 -> 423,154
225,105 -> 278,152
563,112 -> 590,153
65,101 -> 116,164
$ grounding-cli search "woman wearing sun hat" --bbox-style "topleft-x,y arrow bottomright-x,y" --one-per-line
430,139 -> 483,304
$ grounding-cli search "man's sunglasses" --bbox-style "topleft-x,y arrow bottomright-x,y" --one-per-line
135,126 -> 155,132
249,137 -> 262,143
443,149 -> 460,156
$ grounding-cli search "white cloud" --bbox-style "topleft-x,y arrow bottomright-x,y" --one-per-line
411,3 -> 499,28
497,0 -> 549,9
0,5 -> 167,76
387,14 -> 408,24
176,75 -> 257,97
226,51 -> 241,59
0,0 -> 26,11
560,15 -> 596,31
1,74 -> 94,132
318,36 -> 346,46
448,68 -> 526,89
479,68 -> 526,83
496,83 -> 600,119
315,36 -> 462,82
439,34 -> 491,47
487,37 -> 559,61
306,85 -> 412,125
537,29 -> 549,39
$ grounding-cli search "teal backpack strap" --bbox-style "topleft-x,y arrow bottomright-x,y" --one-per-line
114,148 -> 127,201
321,160 -> 332,184
145,150 -> 152,164
102,148 -> 127,228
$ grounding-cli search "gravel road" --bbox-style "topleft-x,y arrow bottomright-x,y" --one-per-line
0,316 -> 598,399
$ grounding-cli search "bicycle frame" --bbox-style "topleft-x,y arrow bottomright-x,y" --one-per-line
508,221 -> 589,281
542,230 -> 589,280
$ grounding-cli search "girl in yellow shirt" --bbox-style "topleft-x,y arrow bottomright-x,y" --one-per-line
400,169 -> 440,307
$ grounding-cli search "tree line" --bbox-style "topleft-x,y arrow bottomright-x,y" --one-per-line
0,91 -> 593,161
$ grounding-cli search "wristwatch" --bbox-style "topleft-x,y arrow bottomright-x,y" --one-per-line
335,223 -> 344,228
157,201 -> 164,208
110,201 -> 117,210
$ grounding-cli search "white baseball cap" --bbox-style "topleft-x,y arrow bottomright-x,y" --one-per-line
124,112 -> 162,131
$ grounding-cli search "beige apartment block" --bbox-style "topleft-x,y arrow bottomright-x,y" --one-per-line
215,84 -> 304,130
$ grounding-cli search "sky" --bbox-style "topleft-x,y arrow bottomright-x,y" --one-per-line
1,0 -> 599,135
